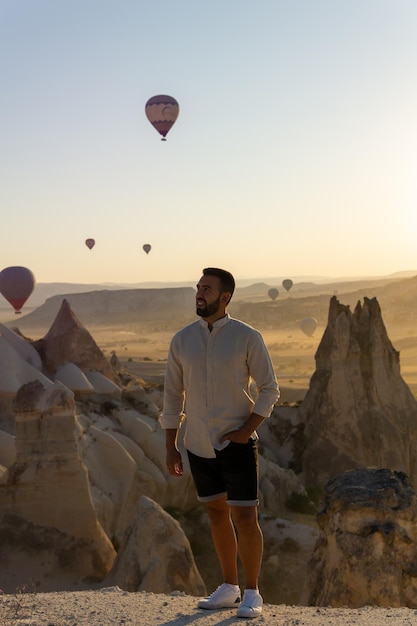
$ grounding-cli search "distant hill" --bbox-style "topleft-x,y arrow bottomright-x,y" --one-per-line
1,271 -> 415,313
5,275 -> 417,336
233,276 -> 417,303
5,287 -> 196,333
231,275 -> 417,329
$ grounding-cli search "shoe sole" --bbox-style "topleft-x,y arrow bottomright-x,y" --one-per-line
237,608 -> 262,618
198,602 -> 241,610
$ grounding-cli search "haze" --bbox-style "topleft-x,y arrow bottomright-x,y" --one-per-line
1,1 -> 416,284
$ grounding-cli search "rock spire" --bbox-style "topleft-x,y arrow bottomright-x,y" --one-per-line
299,296 -> 417,488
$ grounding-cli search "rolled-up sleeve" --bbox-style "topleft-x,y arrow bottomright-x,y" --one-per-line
159,335 -> 186,430
249,331 -> 280,417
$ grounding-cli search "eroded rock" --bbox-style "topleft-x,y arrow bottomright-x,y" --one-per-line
303,467 -> 417,607
105,495 -> 206,596
299,297 -> 417,488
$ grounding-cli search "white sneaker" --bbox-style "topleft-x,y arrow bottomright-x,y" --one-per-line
197,583 -> 241,609
236,589 -> 263,618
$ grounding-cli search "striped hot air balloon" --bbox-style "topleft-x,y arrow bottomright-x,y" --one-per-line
145,95 -> 179,140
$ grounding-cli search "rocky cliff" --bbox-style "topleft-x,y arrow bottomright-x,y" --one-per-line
32,299 -> 117,381
298,296 -> 417,489
0,381 -> 116,591
303,468 -> 417,607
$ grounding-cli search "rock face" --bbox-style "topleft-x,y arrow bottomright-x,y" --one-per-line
106,495 -> 206,596
0,322 -> 42,369
299,297 -> 417,489
17,287 -> 196,327
0,335 -> 54,424
0,381 -> 116,592
303,468 -> 417,608
32,299 -> 117,382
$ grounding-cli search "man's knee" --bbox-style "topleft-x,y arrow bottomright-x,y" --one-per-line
231,506 -> 259,531
205,496 -> 230,520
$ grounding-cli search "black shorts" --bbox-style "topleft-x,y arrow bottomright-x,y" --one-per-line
187,439 -> 259,506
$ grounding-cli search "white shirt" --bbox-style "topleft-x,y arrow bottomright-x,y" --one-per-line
159,314 -> 279,458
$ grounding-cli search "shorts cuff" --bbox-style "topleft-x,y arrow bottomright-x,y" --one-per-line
227,498 -> 259,507
197,491 -> 227,503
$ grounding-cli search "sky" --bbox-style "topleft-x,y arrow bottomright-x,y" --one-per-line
1,0 -> 417,285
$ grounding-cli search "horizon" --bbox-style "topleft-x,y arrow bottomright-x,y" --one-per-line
29,268 -> 417,287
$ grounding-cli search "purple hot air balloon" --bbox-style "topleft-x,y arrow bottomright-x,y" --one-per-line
85,238 -> 95,250
145,95 -> 179,140
0,266 -> 36,314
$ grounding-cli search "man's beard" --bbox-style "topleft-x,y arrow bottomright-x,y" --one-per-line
196,295 -> 221,318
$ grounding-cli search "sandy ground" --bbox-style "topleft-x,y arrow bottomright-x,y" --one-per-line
1,588 -> 417,626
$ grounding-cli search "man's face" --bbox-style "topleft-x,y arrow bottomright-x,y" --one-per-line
195,275 -> 223,318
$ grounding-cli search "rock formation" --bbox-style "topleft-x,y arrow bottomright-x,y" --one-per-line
0,322 -> 42,369
0,381 -> 116,592
303,467 -> 417,608
32,299 -> 117,382
0,302 -> 121,429
260,515 -> 320,606
298,296 -> 417,489
0,335 -> 53,425
258,455 -> 308,516
106,495 -> 206,596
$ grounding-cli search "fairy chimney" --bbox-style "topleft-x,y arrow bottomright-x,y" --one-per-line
33,298 -> 117,382
299,296 -> 417,489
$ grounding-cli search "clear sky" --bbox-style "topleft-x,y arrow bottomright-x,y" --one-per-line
1,0 -> 416,284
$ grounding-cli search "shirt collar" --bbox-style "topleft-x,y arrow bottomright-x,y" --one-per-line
199,313 -> 230,330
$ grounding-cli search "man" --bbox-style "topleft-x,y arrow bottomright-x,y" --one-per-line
159,268 -> 279,618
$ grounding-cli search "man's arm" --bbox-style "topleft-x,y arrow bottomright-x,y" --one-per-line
159,335 -> 185,476
165,428 -> 183,476
249,331 -> 280,416
220,330 -> 279,444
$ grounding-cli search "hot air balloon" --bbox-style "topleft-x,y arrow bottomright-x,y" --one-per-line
268,288 -> 279,301
282,279 -> 293,292
145,95 -> 179,140
85,238 -> 95,250
142,244 -> 151,255
0,266 -> 36,314
300,317 -> 318,337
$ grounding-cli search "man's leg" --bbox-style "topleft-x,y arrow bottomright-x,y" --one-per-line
231,505 -> 263,590
205,496 -> 239,584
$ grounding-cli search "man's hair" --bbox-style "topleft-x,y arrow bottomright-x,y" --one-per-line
202,267 -> 235,301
